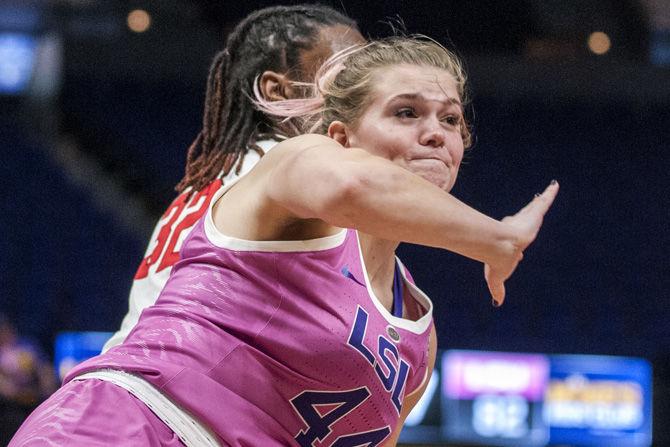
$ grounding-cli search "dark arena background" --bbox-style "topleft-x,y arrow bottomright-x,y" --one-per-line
1,0 -> 668,445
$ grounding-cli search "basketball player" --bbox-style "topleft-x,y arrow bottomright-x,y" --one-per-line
10,37 -> 558,446
102,5 -> 366,352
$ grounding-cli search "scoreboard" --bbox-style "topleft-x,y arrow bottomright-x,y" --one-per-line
399,350 -> 652,446
545,355 -> 652,446
442,351 -> 550,446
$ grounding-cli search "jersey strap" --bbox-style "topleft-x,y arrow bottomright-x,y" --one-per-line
391,262 -> 403,318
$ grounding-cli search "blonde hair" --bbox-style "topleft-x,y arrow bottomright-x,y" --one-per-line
255,35 -> 472,148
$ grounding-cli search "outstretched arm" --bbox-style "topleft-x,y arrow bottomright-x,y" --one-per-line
215,134 -> 558,304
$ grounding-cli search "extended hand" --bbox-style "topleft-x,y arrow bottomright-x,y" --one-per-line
485,181 -> 559,306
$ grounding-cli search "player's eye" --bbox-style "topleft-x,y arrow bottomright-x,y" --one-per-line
395,107 -> 417,119
441,115 -> 461,126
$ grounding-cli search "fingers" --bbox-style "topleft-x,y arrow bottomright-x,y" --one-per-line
485,264 -> 506,307
534,180 -> 559,214
488,280 -> 505,307
519,180 -> 560,217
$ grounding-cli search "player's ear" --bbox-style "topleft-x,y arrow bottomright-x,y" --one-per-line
259,71 -> 296,101
328,121 -> 351,147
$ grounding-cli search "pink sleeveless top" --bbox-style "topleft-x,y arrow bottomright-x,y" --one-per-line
67,185 -> 434,446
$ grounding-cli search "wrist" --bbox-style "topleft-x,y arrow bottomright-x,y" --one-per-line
484,222 -> 522,267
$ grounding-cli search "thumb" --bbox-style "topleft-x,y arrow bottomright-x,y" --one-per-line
534,180 -> 559,215
520,180 -> 560,217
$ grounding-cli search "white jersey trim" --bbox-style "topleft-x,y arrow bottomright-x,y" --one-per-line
353,231 -> 434,334
73,370 -> 220,447
102,139 -> 281,353
204,174 -> 348,252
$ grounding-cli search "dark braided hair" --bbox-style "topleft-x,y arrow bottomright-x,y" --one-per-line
176,4 -> 358,193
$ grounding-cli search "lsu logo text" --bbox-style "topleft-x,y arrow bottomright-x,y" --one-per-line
347,305 -> 410,414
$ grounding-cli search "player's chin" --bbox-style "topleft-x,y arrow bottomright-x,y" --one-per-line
417,170 -> 452,191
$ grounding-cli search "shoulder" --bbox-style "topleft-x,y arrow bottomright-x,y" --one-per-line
224,134 -> 340,191
260,134 -> 373,183
278,133 -> 339,150
263,134 -> 343,162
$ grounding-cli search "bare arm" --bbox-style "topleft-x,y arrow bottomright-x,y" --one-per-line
266,136 -> 512,257
214,134 -> 558,304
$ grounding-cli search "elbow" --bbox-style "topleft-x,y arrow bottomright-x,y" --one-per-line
316,167 -> 376,224
318,163 -> 404,227
266,161 -> 371,224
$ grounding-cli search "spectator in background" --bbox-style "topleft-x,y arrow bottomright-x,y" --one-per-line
0,314 -> 56,443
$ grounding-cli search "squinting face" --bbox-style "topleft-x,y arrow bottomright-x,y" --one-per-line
345,64 -> 465,192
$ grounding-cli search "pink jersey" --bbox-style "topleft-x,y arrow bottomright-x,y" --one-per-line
102,140 -> 277,352
67,184 -> 434,446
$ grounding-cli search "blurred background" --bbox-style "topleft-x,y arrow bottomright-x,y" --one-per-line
0,0 -> 668,445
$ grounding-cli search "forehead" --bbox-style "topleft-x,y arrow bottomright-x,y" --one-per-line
299,24 -> 365,78
370,64 -> 460,104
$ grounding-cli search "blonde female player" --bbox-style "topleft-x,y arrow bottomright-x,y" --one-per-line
11,36 -> 558,446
